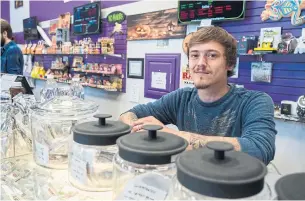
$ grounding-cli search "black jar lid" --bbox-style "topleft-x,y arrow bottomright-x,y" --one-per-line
176,141 -> 267,199
275,172 -> 305,200
116,125 -> 188,165
73,114 -> 131,146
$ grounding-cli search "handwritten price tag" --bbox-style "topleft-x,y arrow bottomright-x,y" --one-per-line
71,155 -> 87,184
120,173 -> 169,200
35,141 -> 49,165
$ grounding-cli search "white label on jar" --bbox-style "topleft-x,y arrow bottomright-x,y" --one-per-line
35,141 -> 49,165
122,182 -> 167,200
71,155 -> 87,184
120,173 -> 169,200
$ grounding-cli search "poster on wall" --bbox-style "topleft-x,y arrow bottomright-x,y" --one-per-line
127,8 -> 187,40
251,62 -> 273,83
15,0 -> 23,9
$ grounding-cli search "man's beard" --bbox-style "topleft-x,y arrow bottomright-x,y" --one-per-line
194,83 -> 210,89
194,77 -> 210,89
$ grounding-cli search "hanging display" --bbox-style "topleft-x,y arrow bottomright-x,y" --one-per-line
107,11 -> 126,24
127,8 -> 186,40
178,1 -> 246,23
261,0 -> 305,26
251,62 -> 273,83
73,2 -> 101,35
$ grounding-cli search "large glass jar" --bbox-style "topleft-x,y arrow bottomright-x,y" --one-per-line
167,142 -> 272,200
275,172 -> 305,200
68,114 -> 131,192
113,125 -> 188,200
30,96 -> 98,169
1,91 -> 14,158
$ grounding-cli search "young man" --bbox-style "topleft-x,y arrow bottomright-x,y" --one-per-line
120,26 -> 276,165
1,19 -> 24,75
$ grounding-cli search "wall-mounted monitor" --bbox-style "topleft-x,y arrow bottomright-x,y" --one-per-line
73,2 -> 101,36
178,1 -> 246,24
23,16 -> 39,41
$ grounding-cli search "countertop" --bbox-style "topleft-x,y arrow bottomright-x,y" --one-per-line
1,154 -> 282,200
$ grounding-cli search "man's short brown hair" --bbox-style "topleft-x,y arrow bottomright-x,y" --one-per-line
187,26 -> 237,77
1,19 -> 13,39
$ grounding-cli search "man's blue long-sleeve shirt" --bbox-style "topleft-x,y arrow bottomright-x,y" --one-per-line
1,41 -> 24,75
129,85 -> 277,165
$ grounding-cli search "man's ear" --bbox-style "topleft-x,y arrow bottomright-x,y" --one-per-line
2,31 -> 7,38
227,65 -> 234,71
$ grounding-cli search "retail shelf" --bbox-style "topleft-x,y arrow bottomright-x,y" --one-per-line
24,53 -> 124,59
71,70 -> 122,77
32,77 -> 121,92
237,53 -> 305,63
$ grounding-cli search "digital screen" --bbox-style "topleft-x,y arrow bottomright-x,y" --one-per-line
23,17 -> 39,41
73,2 -> 101,35
178,1 -> 246,23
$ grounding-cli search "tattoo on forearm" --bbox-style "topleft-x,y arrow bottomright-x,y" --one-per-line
129,112 -> 138,123
189,135 -> 206,149
120,112 -> 138,125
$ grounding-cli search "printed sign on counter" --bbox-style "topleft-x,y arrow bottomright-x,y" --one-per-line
117,172 -> 170,200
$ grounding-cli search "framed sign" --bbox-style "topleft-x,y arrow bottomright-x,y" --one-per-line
127,58 -> 144,79
15,0 -> 23,9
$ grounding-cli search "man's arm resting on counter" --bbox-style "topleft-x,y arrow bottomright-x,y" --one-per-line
119,112 -> 139,126
162,127 -> 241,151
119,112 -> 241,151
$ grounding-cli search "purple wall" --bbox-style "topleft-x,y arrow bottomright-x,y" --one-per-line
223,1 -> 305,104
30,1 -> 137,22
12,0 -> 132,93
1,1 -> 10,22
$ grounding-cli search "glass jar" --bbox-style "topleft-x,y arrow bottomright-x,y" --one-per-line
68,114 -> 131,192
70,78 -> 84,99
1,91 -> 14,158
30,96 -> 99,169
275,172 -> 305,200
40,75 -> 58,103
113,125 -> 188,200
167,142 -> 272,200
12,93 -> 38,156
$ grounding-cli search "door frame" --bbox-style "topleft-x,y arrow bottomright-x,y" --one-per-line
144,53 -> 181,99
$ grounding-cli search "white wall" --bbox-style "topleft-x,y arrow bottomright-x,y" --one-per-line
10,0 -> 30,32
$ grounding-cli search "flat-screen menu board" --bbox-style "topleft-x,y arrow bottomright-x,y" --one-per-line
73,2 -> 101,35
23,17 -> 39,41
178,1 -> 246,23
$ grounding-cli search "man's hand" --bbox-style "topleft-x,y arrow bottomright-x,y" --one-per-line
131,116 -> 165,132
